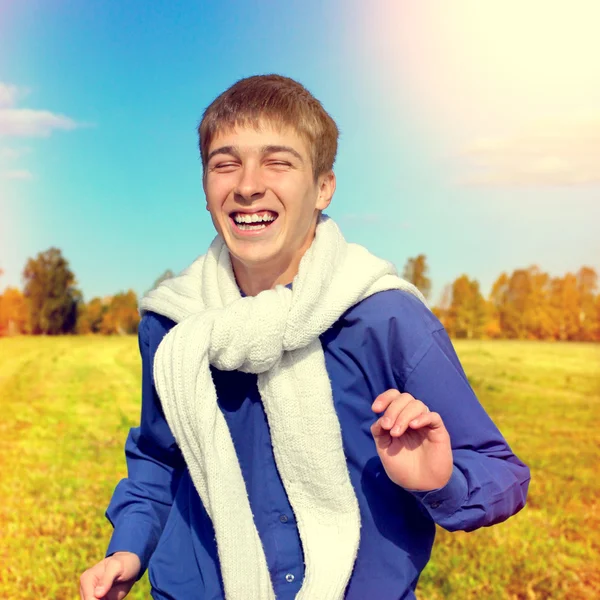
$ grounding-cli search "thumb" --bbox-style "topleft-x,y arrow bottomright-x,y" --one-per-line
94,557 -> 123,598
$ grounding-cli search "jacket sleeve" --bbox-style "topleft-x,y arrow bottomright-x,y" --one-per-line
399,326 -> 531,532
105,314 -> 185,574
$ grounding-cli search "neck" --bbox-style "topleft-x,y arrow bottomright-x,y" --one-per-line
232,224 -> 317,297
233,260 -> 297,296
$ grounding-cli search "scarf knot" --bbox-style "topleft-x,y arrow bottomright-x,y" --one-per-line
206,284 -> 295,373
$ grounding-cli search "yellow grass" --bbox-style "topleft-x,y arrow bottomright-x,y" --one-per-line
0,336 -> 598,599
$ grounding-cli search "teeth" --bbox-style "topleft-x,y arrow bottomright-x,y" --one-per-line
237,223 -> 267,230
233,212 -> 276,224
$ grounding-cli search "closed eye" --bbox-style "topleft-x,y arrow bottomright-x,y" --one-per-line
213,162 -> 239,170
266,161 -> 292,167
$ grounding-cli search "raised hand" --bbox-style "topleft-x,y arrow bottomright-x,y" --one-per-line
371,389 -> 453,492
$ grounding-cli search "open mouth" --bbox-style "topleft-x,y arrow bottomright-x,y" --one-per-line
230,210 -> 278,232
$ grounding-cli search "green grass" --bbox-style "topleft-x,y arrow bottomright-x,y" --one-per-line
0,337 -> 598,599
0,336 -> 152,599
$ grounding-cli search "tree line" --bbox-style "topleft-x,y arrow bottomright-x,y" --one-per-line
0,248 -> 598,341
0,248 -> 172,337
405,254 -> 599,341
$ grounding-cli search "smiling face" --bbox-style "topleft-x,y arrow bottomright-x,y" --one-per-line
203,122 -> 335,295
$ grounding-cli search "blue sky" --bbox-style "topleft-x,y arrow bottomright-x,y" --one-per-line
1,0 -> 598,304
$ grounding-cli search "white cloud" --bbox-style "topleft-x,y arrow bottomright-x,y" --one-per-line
0,82 -> 81,137
458,117 -> 600,187
0,109 -> 79,137
1,169 -> 33,181
0,83 -> 83,180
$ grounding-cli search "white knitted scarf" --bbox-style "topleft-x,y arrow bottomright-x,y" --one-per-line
139,215 -> 427,599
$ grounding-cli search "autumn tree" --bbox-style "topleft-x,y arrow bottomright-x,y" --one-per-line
488,272 -> 508,338
521,266 -> 555,340
77,297 -> 109,334
483,300 -> 502,339
402,254 -> 431,300
100,290 -> 140,335
22,247 -> 82,335
446,275 -> 487,339
504,269 -> 532,338
0,287 -> 30,335
549,273 -> 581,341
576,266 -> 598,341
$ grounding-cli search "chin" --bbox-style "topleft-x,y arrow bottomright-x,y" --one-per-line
237,251 -> 279,268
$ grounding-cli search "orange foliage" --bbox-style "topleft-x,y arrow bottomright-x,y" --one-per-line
99,290 -> 140,335
0,287 -> 30,335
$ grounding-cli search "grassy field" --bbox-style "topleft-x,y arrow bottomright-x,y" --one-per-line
0,336 -> 598,599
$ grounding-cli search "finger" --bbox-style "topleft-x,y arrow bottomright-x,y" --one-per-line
381,394 -> 421,430
370,419 -> 393,451
94,558 -> 123,598
389,400 -> 430,437
407,410 -> 444,430
372,391 -> 414,427
80,569 -> 101,600
371,389 -> 410,414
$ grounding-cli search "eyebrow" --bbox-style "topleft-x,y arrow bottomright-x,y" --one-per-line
261,145 -> 304,163
207,146 -> 239,163
206,144 -> 304,164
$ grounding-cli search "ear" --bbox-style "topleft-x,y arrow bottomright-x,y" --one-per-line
316,170 -> 336,211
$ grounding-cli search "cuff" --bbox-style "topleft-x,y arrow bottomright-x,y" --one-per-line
106,518 -> 159,579
408,465 -> 468,520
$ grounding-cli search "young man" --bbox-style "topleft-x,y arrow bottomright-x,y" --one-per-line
80,75 -> 530,600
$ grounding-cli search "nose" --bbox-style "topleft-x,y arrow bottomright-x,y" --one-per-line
234,162 -> 266,203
